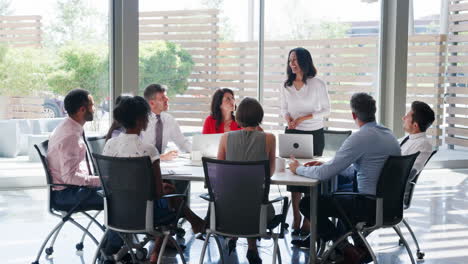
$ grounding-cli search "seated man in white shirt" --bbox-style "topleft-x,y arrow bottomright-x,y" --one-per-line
401,101 -> 435,175
141,84 -> 192,161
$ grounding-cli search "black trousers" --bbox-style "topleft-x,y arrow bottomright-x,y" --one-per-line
286,127 -> 325,193
299,194 -> 375,241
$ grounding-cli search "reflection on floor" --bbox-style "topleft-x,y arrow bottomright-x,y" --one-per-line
1,168 -> 467,264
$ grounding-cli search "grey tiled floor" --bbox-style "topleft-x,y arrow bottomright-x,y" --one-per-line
1,168 -> 468,263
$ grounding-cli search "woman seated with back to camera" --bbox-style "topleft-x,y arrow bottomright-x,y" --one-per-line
102,95 -> 205,263
202,88 -> 241,134
217,97 -> 276,264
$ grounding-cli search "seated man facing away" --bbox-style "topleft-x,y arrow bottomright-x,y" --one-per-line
289,93 -> 400,264
102,95 -> 205,263
401,101 -> 435,175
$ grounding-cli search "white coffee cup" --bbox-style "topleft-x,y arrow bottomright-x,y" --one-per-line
275,157 -> 286,172
191,150 -> 202,161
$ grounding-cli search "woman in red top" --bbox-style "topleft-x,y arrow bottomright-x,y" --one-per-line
202,88 -> 241,134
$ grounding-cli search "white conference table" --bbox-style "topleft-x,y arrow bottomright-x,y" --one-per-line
161,158 -> 321,264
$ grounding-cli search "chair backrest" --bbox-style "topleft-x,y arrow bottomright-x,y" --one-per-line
323,130 -> 352,157
376,152 -> 419,226
202,157 -> 270,236
93,153 -> 155,232
404,150 -> 438,209
87,135 -> 107,155
34,140 -> 53,185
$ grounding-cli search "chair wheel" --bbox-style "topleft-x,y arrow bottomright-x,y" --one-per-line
284,223 -> 289,229
76,242 -> 84,251
398,239 -> 403,246
31,261 -> 39,264
176,227 -> 186,238
417,251 -> 425,259
45,247 -> 54,255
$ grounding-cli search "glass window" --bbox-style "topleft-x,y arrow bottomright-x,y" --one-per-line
139,0 -> 258,135
407,0 -> 443,147
0,0 -> 110,159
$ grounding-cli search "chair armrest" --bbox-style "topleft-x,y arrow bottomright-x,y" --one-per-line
97,190 -> 105,197
332,192 -> 376,200
199,193 -> 212,201
161,194 -> 186,199
266,196 -> 287,204
50,183 -> 81,188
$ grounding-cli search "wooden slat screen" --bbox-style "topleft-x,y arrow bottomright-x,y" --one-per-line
140,10 -> 445,147
0,16 -> 42,48
446,1 -> 468,147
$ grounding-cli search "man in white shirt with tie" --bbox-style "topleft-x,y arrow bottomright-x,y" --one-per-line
141,83 -> 192,161
401,101 -> 435,175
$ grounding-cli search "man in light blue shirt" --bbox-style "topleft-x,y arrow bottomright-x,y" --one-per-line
288,93 -> 400,261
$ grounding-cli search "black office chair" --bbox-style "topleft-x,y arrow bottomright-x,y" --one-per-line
323,129 -> 352,157
87,135 -> 107,155
397,150 -> 438,260
199,158 -> 289,264
320,152 -> 420,264
32,140 -> 104,264
91,154 -> 187,264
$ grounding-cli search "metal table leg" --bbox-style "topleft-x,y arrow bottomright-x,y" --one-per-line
309,184 -> 318,264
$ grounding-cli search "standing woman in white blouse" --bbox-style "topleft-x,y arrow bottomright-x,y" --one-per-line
280,47 -> 331,236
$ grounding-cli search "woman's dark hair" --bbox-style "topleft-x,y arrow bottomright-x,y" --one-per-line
284,47 -> 317,88
210,88 -> 236,130
105,95 -> 131,141
235,97 -> 263,128
113,96 -> 150,130
411,101 -> 435,132
64,88 -> 90,115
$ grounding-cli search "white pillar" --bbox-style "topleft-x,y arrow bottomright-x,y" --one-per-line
257,0 -> 264,103
377,0 -> 410,138
110,0 -> 139,106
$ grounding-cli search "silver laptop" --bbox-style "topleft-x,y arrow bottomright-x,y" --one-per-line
278,134 -> 314,159
191,133 -> 223,159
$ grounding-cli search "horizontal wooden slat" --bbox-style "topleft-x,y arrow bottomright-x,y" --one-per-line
449,23 -> 468,33
408,55 -> 445,63
407,45 -> 444,53
140,25 -> 218,33
139,33 -> 218,41
447,76 -> 468,83
0,22 -> 40,29
409,34 -> 446,43
188,81 -> 256,89
139,17 -> 218,25
447,106 -> 468,115
176,120 -> 204,127
446,97 -> 468,105
448,55 -> 468,63
445,137 -> 468,148
448,34 -> 468,43
448,45 -> 468,53
0,35 -> 41,42
447,127 -> 468,137
0,15 -> 41,21
139,9 -> 219,17
325,121 -> 358,130
170,97 -> 210,104
449,2 -> 468,12
0,29 -> 41,35
447,87 -> 468,95
450,13 -> 468,23
447,117 -> 468,126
